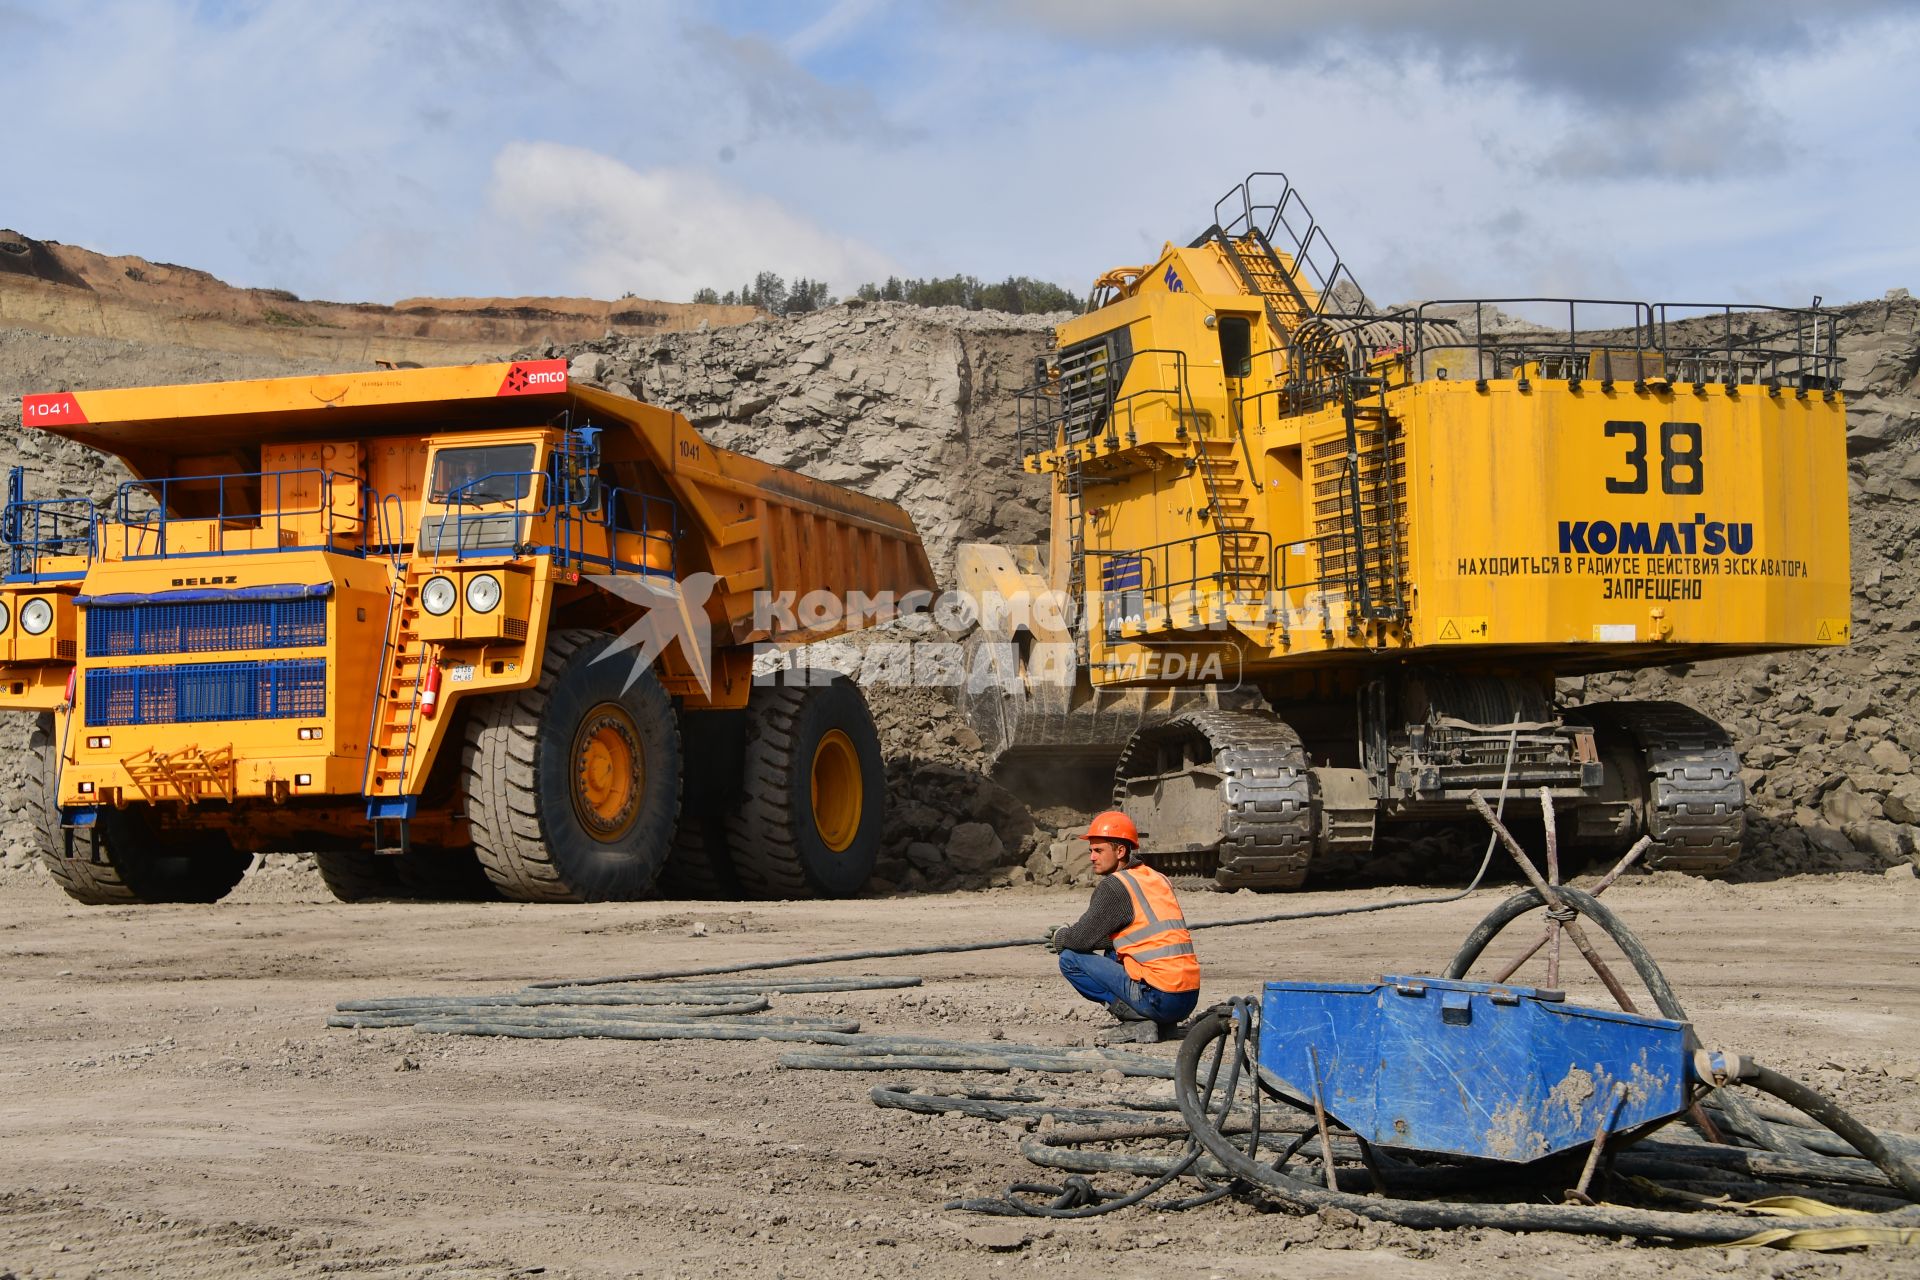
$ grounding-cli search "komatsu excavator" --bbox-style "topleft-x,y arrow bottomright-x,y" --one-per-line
958,173 -> 1850,889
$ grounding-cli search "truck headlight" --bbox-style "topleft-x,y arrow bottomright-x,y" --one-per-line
465,573 -> 502,613
20,598 -> 52,635
0,600 -> 11,633
421,576 -> 458,616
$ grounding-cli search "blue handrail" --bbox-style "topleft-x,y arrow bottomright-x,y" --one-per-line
427,464 -> 677,577
110,468 -> 365,560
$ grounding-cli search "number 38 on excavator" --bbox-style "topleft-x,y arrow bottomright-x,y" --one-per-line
959,173 -> 1850,889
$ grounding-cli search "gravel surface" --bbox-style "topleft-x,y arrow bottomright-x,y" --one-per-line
0,867 -> 1916,1278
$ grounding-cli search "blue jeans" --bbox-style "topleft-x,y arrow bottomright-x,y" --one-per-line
1058,950 -> 1198,1025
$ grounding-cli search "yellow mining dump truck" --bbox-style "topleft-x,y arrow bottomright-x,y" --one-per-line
959,174 -> 1851,888
4,360 -> 934,904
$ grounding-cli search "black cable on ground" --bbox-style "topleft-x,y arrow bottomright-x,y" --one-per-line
941,1005 -> 1248,1218
528,870 -> 1511,991
330,975 -> 924,1044
331,1009 -> 856,1031
868,1083 -> 1181,1127
1746,1064 -> 1920,1201
780,1040 -> 1176,1078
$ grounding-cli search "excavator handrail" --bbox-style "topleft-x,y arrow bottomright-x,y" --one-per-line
1013,345 -> 1200,461
1407,298 -> 1844,390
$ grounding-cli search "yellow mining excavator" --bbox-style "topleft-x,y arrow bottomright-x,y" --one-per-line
958,174 -> 1851,888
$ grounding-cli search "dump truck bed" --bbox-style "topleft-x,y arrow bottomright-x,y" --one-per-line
22,359 -> 937,646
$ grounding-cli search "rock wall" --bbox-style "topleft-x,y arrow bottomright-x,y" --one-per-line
542,301 -> 1059,574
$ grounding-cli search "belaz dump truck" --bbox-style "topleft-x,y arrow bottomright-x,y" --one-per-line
959,173 -> 1851,888
5,360 -> 935,903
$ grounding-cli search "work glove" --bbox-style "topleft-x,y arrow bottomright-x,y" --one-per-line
1044,924 -> 1066,954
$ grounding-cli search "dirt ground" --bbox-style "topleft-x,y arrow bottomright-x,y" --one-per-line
0,862 -> 1916,1280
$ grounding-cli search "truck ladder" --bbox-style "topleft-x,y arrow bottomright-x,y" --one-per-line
361,576 -> 431,848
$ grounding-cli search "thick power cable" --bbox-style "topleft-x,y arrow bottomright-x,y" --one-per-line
531,729 -> 1527,992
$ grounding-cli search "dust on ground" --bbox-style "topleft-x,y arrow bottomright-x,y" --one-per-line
1,865 -> 1916,1279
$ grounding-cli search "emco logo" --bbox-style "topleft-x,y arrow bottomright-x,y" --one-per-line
498,359 -> 569,396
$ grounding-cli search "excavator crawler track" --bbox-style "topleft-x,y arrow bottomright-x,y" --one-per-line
1113,708 -> 1315,891
1580,701 -> 1745,875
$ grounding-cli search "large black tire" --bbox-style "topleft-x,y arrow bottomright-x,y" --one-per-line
312,848 -> 404,903
394,846 -> 502,901
657,814 -> 743,899
723,674 -> 884,899
311,845 -> 500,903
462,629 -> 681,902
31,715 -> 252,905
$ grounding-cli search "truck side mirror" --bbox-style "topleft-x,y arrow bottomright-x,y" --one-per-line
563,427 -> 603,510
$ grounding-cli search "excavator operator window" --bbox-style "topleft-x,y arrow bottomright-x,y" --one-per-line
1218,315 -> 1253,378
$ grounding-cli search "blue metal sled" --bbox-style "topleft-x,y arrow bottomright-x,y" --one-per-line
1258,976 -> 1692,1163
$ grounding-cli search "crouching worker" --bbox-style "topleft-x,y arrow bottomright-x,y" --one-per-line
1044,811 -> 1200,1045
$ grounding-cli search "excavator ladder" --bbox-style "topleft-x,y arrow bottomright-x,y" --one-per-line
1311,374 -> 1408,631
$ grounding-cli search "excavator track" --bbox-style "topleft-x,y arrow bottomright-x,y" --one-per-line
1112,708 -> 1315,891
1578,701 -> 1745,875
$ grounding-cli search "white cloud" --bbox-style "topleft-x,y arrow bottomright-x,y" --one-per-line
1,0 -> 1911,309
484,142 -> 898,299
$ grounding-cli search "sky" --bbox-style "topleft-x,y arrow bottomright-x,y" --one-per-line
4,0 -> 1917,309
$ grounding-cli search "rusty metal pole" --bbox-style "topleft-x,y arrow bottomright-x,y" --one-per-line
1308,1045 -> 1339,1192
1489,836 -> 1651,984
1540,787 -> 1563,989
1469,792 -> 1642,1014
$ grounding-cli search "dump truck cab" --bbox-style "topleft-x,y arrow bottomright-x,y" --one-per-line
7,360 -> 935,904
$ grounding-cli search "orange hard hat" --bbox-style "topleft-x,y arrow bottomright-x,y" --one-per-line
1079,810 -> 1139,847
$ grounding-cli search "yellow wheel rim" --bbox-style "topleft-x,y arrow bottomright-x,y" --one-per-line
810,728 -> 863,853
572,704 -> 642,842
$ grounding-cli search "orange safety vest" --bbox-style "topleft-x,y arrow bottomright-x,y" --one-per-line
1111,864 -> 1201,993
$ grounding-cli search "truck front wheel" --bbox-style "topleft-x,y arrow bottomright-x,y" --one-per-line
31,715 -> 252,905
463,630 -> 681,902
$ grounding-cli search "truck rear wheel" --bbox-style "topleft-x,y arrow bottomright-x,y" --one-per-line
395,846 -> 501,901
463,629 -> 681,902
658,814 -> 742,899
311,845 -> 499,902
312,847 -> 403,902
31,715 -> 252,905
724,674 -> 884,899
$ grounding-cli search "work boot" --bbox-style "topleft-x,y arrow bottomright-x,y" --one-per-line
1096,1019 -> 1165,1046
1095,1000 -> 1168,1046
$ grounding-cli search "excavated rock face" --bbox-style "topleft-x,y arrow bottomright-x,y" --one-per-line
0,292 -> 1916,891
536,301 -> 1058,574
